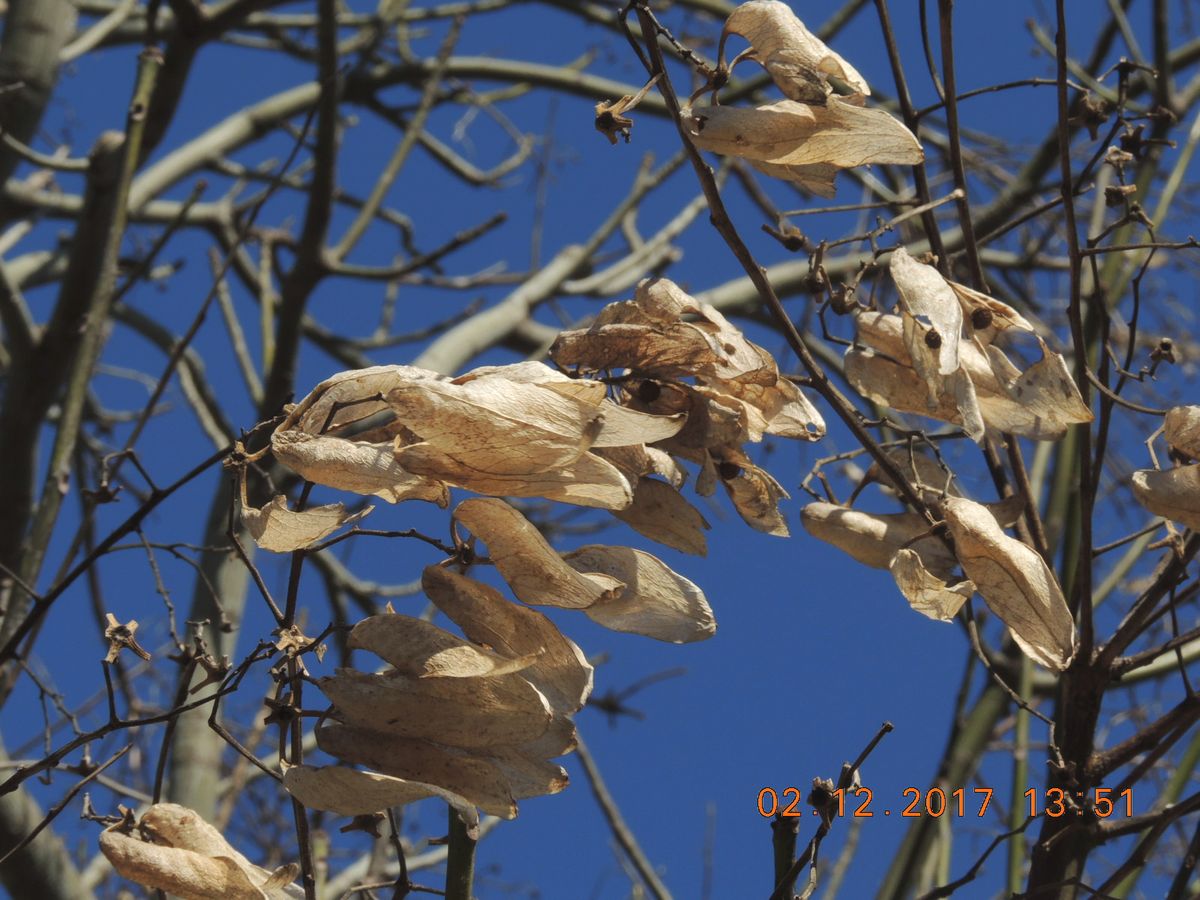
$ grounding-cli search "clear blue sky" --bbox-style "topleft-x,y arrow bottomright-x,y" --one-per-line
4,1 -> 1196,897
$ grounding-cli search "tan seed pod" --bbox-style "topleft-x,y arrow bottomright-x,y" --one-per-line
889,549 -> 975,622
682,99 -> 922,170
453,498 -> 624,608
722,0 -> 870,100
1131,465 -> 1200,530
563,545 -> 717,643
242,495 -> 372,553
941,497 -> 1075,671
99,804 -> 302,900
1164,406 -> 1200,460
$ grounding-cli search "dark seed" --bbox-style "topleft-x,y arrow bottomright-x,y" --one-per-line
924,329 -> 943,349
637,380 -> 661,403
718,461 -> 742,480
971,308 -> 994,330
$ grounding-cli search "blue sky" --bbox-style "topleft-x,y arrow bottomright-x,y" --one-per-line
4,1 -> 1199,897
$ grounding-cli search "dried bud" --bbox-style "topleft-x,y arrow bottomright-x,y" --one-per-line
1105,145 -> 1135,171
593,74 -> 660,146
763,221 -> 808,252
1151,337 -> 1176,365
1104,183 -> 1137,207
829,284 -> 856,315
104,614 -> 151,664
808,776 -> 837,822
1069,92 -> 1111,140
1120,123 -> 1149,159
1147,104 -> 1178,125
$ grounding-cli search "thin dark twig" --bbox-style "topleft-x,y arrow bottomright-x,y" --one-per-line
0,743 -> 132,867
153,656 -> 197,801
769,722 -> 895,900
915,817 -> 1037,900
576,732 -> 672,900
965,605 -> 1055,729
0,441 -> 239,667
937,0 -> 987,289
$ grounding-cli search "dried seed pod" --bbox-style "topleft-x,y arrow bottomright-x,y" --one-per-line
941,498 -> 1075,670
99,804 -> 303,899
722,0 -> 871,101
1164,406 -> 1200,460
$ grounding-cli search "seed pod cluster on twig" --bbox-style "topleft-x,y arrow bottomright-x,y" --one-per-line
680,0 -> 923,196
237,275 -> 817,821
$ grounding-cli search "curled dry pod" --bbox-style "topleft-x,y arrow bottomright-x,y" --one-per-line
941,497 -> 1075,671
847,311 -> 984,441
595,444 -> 686,488
947,280 -> 1034,344
421,566 -> 593,715
633,278 -> 776,385
99,803 -> 302,899
847,312 -> 1090,442
563,545 -> 717,643
800,502 -> 957,578
242,495 -> 372,553
347,613 -> 539,679
890,247 -> 964,408
317,667 -> 552,751
889,549 -> 975,622
281,763 -> 479,829
611,476 -> 711,556
396,442 -> 633,510
281,364 -> 443,436
316,723 -> 523,819
271,431 -> 448,506
1131,465 -> 1200,530
706,372 -> 825,441
746,159 -> 839,197
682,99 -> 922,170
387,378 -> 605,475
453,498 -> 624,608
722,459 -> 791,535
975,338 -> 1093,439
550,319 -> 724,380
1164,406 -> 1200,460
723,0 -> 870,101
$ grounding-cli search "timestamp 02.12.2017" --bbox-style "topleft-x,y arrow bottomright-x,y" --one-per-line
756,786 -> 1135,819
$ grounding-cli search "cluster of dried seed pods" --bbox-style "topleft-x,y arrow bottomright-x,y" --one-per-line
680,0 -> 924,196
99,804 -> 303,900
220,275 -> 821,827
800,251 -> 1096,671
1132,406 -> 1200,530
550,276 -> 825,536
847,248 -> 1093,443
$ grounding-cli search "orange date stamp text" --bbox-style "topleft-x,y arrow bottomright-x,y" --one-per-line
756,786 -> 1134,819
